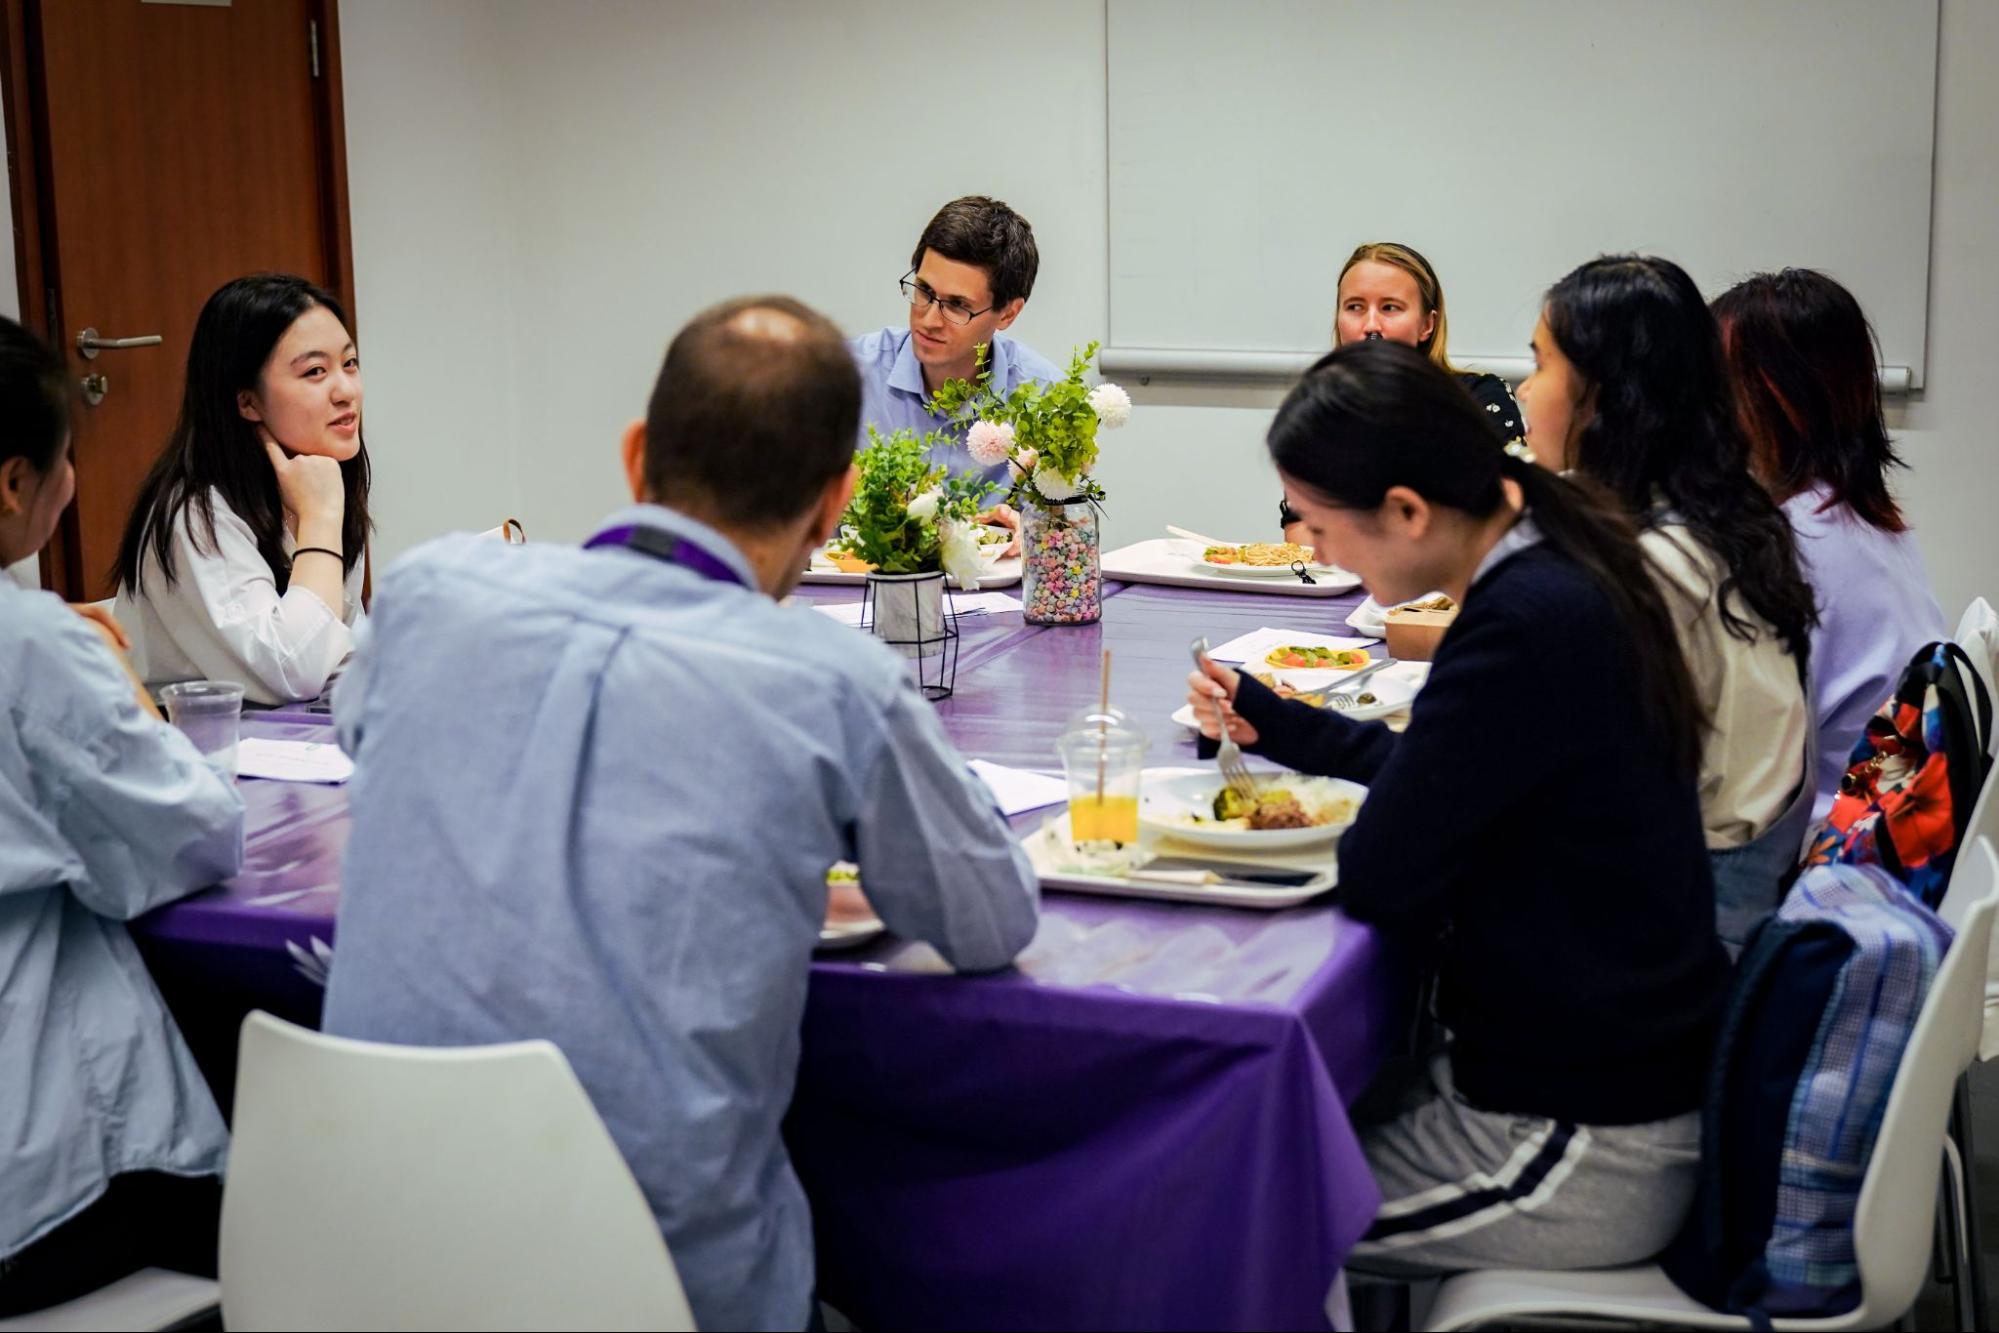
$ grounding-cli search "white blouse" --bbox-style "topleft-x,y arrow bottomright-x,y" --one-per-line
115,489 -> 366,706
1642,524 -> 1810,849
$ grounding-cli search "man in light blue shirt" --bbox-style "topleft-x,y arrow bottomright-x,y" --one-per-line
324,295 -> 1039,1332
852,195 -> 1062,495
0,315 -> 242,1316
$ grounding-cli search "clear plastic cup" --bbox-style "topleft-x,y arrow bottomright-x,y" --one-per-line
160,680 -> 245,780
1057,707 -> 1147,851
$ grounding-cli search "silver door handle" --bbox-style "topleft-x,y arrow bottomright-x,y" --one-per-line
76,327 -> 163,359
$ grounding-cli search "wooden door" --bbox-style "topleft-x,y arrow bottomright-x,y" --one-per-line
2,0 -> 353,599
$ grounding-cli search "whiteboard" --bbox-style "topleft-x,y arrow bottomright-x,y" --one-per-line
1106,0 -> 1939,387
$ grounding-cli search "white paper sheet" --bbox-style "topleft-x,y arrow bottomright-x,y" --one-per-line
967,759 -> 1070,816
236,737 -> 355,784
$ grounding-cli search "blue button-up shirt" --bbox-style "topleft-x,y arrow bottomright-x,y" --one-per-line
851,325 -> 1063,483
323,504 -> 1039,1332
0,580 -> 242,1257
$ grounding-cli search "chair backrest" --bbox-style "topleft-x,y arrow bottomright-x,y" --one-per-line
1955,597 -> 1998,748
220,1011 -> 695,1332
1939,755 -> 1999,930
1848,835 -> 1999,1324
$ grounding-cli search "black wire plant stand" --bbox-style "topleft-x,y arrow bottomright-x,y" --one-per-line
859,570 -> 961,699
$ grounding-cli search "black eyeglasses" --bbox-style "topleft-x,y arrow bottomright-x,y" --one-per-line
899,270 -> 996,327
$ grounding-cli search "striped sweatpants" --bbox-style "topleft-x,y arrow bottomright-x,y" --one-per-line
1346,1055 -> 1702,1277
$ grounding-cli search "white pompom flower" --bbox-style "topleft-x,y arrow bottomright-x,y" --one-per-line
938,517 -> 984,591
1032,464 -> 1082,503
1089,382 -> 1132,429
905,488 -> 942,523
965,419 -> 1016,468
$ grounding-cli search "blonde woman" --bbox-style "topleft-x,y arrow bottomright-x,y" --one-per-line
1282,242 -> 1521,540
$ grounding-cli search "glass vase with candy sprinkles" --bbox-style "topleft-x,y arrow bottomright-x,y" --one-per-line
1022,499 -> 1102,625
929,340 -> 1132,628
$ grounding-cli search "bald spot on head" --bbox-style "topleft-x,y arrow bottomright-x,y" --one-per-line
642,294 -> 861,531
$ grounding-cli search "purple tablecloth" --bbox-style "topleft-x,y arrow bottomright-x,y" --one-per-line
130,577 -> 1403,1331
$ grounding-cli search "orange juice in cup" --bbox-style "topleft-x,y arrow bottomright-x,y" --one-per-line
1057,708 -> 1147,851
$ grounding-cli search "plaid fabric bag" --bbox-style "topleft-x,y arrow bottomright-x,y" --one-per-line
1807,641 -> 1993,908
1661,863 -> 1951,1326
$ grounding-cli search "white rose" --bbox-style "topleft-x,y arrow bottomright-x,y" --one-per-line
938,517 -> 984,591
906,488 -> 942,522
1033,464 -> 1082,502
1089,382 -> 1132,429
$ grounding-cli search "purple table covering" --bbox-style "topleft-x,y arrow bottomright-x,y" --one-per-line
129,580 -> 1404,1331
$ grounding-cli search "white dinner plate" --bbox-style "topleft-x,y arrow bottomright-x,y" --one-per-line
1170,671 -> 1417,729
1137,769 -> 1365,851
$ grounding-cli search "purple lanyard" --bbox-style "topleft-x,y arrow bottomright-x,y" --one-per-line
584,524 -> 747,589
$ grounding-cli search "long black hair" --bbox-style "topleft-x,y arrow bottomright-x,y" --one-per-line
1270,340 -> 1704,780
1545,256 -> 1815,665
0,315 -> 71,473
113,274 -> 371,594
1711,268 -> 1906,532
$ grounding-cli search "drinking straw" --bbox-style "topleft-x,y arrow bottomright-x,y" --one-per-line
1096,650 -> 1111,806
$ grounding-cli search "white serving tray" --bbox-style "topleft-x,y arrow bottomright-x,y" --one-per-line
1102,538 -> 1359,597
1022,814 -> 1339,909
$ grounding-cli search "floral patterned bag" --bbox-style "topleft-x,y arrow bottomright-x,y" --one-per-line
1807,641 -> 1993,907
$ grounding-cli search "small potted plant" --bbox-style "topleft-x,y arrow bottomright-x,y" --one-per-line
931,341 -> 1131,625
835,426 -> 995,660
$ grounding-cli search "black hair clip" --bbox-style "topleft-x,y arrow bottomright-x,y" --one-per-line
1291,560 -> 1317,585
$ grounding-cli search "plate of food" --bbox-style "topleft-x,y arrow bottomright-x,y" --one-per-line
804,541 -> 1023,587
818,862 -> 886,951
1260,643 -> 1372,671
1171,669 -> 1416,729
1138,769 -> 1365,850
1189,541 -> 1357,584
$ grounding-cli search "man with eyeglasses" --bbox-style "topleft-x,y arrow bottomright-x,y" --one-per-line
852,197 -> 1061,543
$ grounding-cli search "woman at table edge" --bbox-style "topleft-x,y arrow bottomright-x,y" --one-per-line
113,273 -> 373,707
1517,255 -> 1815,954
1712,268 -> 1945,821
1280,242 -> 1523,545
1194,339 -> 1730,1276
0,315 -> 245,1315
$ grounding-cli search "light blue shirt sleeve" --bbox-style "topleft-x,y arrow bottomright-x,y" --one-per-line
852,684 -> 1040,973
5,604 -> 244,919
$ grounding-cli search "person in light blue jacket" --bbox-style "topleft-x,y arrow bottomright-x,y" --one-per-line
326,295 -> 1040,1332
0,316 -> 245,1316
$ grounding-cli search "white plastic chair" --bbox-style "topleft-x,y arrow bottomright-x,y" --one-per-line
1955,597 -> 1998,743
0,1269 -> 217,1332
219,1011 -> 695,1331
1424,836 -> 1999,1332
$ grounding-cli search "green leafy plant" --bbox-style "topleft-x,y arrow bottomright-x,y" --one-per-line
836,426 -> 996,583
928,340 -> 1130,509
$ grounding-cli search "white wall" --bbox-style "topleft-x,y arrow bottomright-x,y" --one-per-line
339,0 -> 1996,618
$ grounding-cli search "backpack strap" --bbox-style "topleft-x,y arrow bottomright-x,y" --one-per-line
1938,639 -> 1994,760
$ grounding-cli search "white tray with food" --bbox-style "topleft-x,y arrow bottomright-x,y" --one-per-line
1019,767 -> 1358,909
1101,538 -> 1361,597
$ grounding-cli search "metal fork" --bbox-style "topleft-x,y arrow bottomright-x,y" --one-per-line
1317,657 -> 1397,711
1190,637 -> 1259,802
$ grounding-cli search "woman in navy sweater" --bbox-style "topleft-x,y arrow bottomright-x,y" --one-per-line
1190,340 -> 1731,1275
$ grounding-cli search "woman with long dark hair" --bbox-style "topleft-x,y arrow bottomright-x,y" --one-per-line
1517,255 -> 1816,951
1712,269 -> 1945,817
113,273 -> 372,705
0,316 -> 242,1315
1190,340 -> 1729,1274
